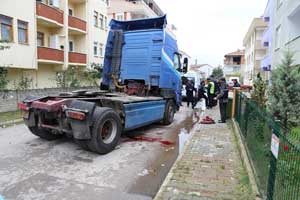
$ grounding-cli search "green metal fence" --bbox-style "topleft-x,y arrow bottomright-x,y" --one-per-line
234,91 -> 300,200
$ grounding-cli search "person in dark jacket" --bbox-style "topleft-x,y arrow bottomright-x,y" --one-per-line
186,80 -> 196,108
215,77 -> 229,123
197,80 -> 208,108
233,79 -> 241,87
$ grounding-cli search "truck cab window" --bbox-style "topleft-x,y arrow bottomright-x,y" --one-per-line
173,54 -> 181,70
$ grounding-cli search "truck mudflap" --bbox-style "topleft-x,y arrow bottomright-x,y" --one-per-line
66,100 -> 96,140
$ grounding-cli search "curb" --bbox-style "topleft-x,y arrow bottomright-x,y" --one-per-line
154,111 -> 201,200
231,119 -> 261,199
154,128 -> 197,200
0,119 -> 23,128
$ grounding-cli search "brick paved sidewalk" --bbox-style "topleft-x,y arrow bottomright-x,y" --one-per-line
155,107 -> 254,200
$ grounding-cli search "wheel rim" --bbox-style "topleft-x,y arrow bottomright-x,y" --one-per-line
100,119 -> 117,144
168,105 -> 174,122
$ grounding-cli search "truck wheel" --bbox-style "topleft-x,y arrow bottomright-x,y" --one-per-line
29,127 -> 63,141
163,100 -> 175,125
88,108 -> 122,154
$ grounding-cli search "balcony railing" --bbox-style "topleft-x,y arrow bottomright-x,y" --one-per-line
69,52 -> 87,64
38,47 -> 64,62
36,2 -> 64,25
68,16 -> 87,32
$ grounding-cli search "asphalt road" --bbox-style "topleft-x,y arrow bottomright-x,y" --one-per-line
0,106 -> 194,200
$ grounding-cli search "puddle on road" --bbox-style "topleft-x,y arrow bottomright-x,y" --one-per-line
128,108 -> 200,198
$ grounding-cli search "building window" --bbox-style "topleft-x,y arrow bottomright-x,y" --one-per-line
99,43 -> 104,57
69,41 -> 74,52
18,20 -> 28,44
94,11 -> 98,27
99,14 -> 104,29
37,32 -> 44,46
105,16 -> 108,28
49,0 -> 60,8
275,25 -> 281,49
0,15 -> 13,42
277,0 -> 283,9
116,13 -> 124,21
69,9 -> 73,16
94,42 -> 98,56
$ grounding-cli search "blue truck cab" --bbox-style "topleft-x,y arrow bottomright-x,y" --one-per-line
20,16 -> 188,154
101,15 -> 186,108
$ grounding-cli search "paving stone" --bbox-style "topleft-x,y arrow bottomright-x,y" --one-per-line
155,107 -> 252,200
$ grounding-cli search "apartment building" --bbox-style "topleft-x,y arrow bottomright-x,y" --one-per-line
243,18 -> 268,85
223,50 -> 245,82
108,0 -> 163,21
272,0 -> 300,67
261,0 -> 274,83
189,64 -> 213,79
0,0 -> 108,89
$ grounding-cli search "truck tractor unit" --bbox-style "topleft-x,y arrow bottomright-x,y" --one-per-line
19,16 -> 188,154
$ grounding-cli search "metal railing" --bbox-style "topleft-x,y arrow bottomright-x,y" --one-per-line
233,91 -> 300,200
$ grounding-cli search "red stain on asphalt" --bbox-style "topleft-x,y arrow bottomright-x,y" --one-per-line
124,136 -> 174,146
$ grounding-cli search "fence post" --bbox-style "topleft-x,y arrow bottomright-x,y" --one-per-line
232,89 -> 237,119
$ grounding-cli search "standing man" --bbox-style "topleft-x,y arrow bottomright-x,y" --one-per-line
186,80 -> 195,108
233,79 -> 241,87
215,77 -> 229,123
197,80 -> 208,108
206,78 -> 215,109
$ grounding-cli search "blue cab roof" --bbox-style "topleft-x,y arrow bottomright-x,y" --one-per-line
109,15 -> 167,31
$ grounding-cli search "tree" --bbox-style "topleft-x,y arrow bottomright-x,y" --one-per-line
211,66 -> 224,79
0,40 -> 10,89
268,52 -> 300,128
251,73 -> 267,107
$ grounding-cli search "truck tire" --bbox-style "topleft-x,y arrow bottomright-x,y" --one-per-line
87,107 -> 122,154
29,127 -> 63,141
163,100 -> 175,125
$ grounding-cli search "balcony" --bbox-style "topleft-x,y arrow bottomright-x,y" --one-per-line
68,16 -> 87,34
261,55 -> 272,71
262,26 -> 272,44
36,2 -> 64,27
38,47 -> 64,64
69,52 -> 87,65
255,40 -> 266,50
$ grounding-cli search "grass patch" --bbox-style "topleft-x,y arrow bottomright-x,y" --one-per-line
232,166 -> 255,200
0,110 -> 22,123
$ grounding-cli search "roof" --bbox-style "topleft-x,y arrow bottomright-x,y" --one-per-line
190,64 -> 214,70
224,49 -> 245,57
243,17 -> 268,45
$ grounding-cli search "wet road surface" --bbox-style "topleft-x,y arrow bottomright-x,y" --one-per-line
0,106 -> 196,200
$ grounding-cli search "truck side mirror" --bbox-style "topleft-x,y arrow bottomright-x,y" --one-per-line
183,58 -> 188,73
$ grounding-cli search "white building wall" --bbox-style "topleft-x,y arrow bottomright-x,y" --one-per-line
87,0 -> 108,68
0,0 -> 37,70
272,0 -> 300,67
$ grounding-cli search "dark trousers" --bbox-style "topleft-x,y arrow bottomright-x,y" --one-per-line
219,102 -> 227,122
187,93 -> 194,107
208,94 -> 214,108
187,99 -> 194,107
203,95 -> 208,107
